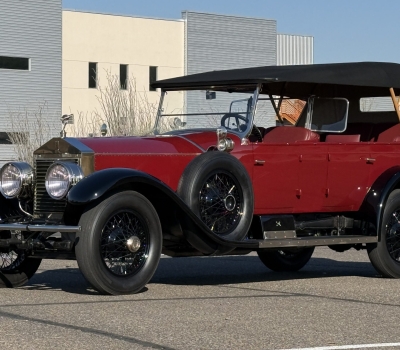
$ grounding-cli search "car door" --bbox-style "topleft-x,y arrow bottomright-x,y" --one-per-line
252,143 -> 300,213
324,143 -> 371,211
293,143 -> 329,213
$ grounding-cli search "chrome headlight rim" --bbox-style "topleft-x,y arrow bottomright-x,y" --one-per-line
45,161 -> 84,200
0,162 -> 33,199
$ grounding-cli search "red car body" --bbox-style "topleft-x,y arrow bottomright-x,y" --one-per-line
2,62 -> 400,294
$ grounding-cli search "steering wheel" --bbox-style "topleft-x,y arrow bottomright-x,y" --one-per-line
221,113 -> 263,141
221,113 -> 248,131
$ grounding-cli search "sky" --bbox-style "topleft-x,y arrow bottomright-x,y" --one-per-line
62,0 -> 400,64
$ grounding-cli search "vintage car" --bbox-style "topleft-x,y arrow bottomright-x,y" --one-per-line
1,62 -> 400,294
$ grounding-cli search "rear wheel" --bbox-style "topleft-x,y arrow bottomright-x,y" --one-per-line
368,189 -> 400,277
0,248 -> 41,288
75,191 -> 162,295
257,247 -> 315,272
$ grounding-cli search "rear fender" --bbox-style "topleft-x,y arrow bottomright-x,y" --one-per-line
359,166 -> 400,240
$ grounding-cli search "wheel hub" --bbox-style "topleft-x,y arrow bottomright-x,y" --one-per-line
126,236 -> 141,253
100,210 -> 150,276
224,194 -> 236,211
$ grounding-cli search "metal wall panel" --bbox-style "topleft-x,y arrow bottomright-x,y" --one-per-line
360,97 -> 395,112
0,0 -> 61,163
277,34 -> 314,66
183,11 -> 277,128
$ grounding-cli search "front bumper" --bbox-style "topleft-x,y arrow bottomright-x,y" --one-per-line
0,224 -> 81,233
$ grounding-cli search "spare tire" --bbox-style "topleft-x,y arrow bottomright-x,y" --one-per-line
177,151 -> 253,241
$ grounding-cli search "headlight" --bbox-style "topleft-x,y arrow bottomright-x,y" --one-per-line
45,162 -> 83,199
0,162 -> 33,199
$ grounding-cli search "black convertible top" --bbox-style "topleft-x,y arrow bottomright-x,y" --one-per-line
152,62 -> 400,98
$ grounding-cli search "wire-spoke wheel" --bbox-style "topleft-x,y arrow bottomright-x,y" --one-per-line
199,171 -> 243,235
0,246 -> 41,288
177,152 -> 254,251
100,210 -> 150,276
368,189 -> 400,278
385,209 -> 400,262
76,191 -> 162,295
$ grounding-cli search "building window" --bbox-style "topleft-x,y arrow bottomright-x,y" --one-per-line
88,62 -> 97,88
120,64 -> 128,90
149,66 -> 158,91
0,56 -> 29,70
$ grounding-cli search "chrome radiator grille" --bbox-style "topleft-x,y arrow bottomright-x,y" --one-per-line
34,158 -> 79,216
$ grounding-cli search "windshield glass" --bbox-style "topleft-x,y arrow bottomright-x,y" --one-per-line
154,89 -> 306,136
155,90 -> 256,136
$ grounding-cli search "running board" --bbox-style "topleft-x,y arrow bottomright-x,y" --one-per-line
257,235 -> 377,249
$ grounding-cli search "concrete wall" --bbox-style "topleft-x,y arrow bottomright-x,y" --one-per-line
0,0 -> 62,163
62,10 -> 185,135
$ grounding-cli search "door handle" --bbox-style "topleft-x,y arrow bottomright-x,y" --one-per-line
366,158 -> 375,164
255,160 -> 265,165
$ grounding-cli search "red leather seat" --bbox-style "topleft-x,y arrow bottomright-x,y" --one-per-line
262,127 -> 320,143
377,123 -> 400,142
325,134 -> 360,143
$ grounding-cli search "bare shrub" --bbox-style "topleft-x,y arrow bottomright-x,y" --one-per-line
7,102 -> 55,165
66,111 -> 103,138
68,72 -> 159,137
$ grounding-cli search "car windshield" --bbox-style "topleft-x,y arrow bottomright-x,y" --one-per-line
153,89 -> 304,137
154,90 -> 256,136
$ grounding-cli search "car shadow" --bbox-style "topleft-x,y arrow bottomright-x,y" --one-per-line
151,255 -> 379,286
21,255 -> 379,295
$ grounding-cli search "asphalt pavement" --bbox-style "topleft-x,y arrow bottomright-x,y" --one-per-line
0,247 -> 399,350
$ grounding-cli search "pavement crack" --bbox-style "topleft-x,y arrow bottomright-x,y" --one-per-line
217,284 -> 400,308
0,309 -> 176,350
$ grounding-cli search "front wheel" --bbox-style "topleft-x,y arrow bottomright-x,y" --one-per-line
257,247 -> 315,272
368,189 -> 400,278
0,249 -> 41,287
75,191 -> 162,295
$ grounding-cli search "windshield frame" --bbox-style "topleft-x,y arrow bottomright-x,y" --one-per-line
153,84 -> 262,139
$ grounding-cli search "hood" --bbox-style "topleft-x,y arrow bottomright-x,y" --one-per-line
75,131 -> 225,155
34,131 -> 227,157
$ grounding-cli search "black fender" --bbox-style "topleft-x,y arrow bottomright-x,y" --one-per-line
359,166 -> 400,240
66,168 -> 258,254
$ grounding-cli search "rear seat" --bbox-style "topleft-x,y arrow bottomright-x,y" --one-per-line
376,123 -> 400,142
263,126 -> 320,143
325,134 -> 360,143
328,122 -> 397,142
343,123 -> 373,141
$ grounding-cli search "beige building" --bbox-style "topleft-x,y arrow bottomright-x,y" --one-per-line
62,10 -> 185,135
62,10 -> 313,135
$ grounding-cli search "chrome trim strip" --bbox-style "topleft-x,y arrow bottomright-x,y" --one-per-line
0,224 -> 81,233
258,235 -> 377,249
244,83 -> 262,139
63,138 -> 95,154
154,90 -> 166,135
175,135 -> 205,152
